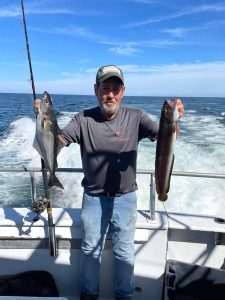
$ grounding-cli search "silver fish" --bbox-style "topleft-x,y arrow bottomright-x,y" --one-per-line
155,99 -> 179,201
33,91 -> 64,190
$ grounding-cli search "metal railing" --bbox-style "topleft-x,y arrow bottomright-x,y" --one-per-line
1,167 -> 225,222
1,166 -> 225,255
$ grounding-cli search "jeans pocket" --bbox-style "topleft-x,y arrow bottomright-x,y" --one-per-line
123,192 -> 137,209
82,193 -> 95,208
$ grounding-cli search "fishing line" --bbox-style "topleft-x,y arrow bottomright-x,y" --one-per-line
162,201 -> 170,261
21,0 -> 36,102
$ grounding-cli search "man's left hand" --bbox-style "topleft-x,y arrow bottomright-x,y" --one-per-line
176,98 -> 184,118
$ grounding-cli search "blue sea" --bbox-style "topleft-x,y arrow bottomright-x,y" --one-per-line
0,93 -> 225,217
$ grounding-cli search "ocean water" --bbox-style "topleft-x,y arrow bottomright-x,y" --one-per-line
0,93 -> 225,217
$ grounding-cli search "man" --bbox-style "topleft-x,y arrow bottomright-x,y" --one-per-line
34,65 -> 184,300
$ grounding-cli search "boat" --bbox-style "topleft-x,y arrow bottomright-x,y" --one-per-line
0,167 -> 225,300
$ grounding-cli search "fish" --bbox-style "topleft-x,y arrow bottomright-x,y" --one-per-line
155,99 -> 179,201
33,91 -> 64,190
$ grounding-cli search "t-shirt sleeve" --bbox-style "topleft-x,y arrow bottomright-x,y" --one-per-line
138,110 -> 159,141
61,114 -> 81,144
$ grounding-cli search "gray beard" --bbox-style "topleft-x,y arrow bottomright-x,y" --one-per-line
100,103 -> 119,116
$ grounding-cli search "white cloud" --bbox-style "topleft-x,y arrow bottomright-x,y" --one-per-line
61,72 -> 73,78
76,59 -> 90,64
123,61 -> 225,96
54,25 -> 102,40
160,19 -> 225,38
108,45 -> 141,56
31,25 -> 183,53
0,5 -> 73,17
26,8 -> 73,15
0,7 -> 20,17
125,4 -> 225,28
123,61 -> 225,74
102,39 -> 184,57
31,25 -> 104,41
191,4 -> 225,13
160,27 -> 192,38
1,61 -> 225,97
127,0 -> 158,4
0,3 -> 102,18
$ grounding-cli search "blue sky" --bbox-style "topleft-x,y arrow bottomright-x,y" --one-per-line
1,0 -> 225,96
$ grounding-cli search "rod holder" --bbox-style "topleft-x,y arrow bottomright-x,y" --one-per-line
48,224 -> 57,256
30,171 -> 36,204
150,174 -> 156,221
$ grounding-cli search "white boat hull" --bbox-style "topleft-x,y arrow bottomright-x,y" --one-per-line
0,204 -> 225,299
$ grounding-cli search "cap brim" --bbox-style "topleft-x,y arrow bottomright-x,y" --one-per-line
97,74 -> 124,84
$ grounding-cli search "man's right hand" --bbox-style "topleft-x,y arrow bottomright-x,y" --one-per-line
34,99 -> 41,113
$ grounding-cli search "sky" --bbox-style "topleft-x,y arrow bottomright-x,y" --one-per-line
0,0 -> 225,97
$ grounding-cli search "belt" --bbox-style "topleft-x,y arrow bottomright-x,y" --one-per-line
85,191 -> 124,198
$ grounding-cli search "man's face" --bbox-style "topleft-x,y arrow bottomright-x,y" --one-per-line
95,77 -> 125,118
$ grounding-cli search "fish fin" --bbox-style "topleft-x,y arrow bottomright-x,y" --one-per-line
155,173 -> 157,192
48,175 -> 64,190
155,166 -> 159,194
175,121 -> 180,139
56,127 -> 63,156
166,154 -> 174,193
33,137 -> 43,158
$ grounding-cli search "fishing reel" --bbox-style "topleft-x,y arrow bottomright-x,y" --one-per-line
31,198 -> 48,222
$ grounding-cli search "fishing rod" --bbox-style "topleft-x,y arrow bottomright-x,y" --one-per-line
21,0 -> 57,257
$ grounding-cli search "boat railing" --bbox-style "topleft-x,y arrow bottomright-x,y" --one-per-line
1,167 -> 225,222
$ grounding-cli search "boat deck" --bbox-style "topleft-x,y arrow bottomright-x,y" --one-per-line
0,205 -> 224,299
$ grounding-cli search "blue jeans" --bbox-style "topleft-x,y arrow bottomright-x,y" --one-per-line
80,191 -> 137,299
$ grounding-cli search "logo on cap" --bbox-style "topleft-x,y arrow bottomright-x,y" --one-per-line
96,65 -> 124,84
101,66 -> 121,76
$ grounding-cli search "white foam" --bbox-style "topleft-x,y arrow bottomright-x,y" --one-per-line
0,111 -> 225,217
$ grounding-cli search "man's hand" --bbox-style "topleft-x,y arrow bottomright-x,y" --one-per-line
176,98 -> 184,118
34,99 -> 41,113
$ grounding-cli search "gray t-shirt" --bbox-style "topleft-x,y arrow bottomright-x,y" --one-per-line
62,106 -> 158,195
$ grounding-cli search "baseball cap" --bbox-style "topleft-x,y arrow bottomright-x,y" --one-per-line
96,65 -> 124,85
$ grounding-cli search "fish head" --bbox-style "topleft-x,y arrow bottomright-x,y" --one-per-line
162,99 -> 179,122
40,91 -> 54,114
39,92 -> 54,118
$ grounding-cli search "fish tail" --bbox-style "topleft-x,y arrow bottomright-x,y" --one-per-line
48,175 -> 64,190
158,193 -> 168,202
